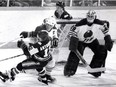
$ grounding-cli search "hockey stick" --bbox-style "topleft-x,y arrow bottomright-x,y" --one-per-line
0,36 -> 21,48
0,54 -> 24,62
74,49 -> 106,73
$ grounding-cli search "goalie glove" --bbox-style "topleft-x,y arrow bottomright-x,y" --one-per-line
104,34 -> 114,51
67,30 -> 78,40
70,25 -> 76,31
100,23 -> 109,35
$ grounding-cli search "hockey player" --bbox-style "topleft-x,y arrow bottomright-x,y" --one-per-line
0,30 -> 55,85
54,1 -> 72,20
22,16 -> 59,48
54,1 -> 73,36
64,10 -> 113,78
19,17 -> 58,83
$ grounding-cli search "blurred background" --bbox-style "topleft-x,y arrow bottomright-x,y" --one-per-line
0,0 -> 116,7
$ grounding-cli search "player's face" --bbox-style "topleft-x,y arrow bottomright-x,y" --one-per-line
87,15 -> 95,23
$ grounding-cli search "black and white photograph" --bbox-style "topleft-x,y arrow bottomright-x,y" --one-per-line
0,0 -> 116,87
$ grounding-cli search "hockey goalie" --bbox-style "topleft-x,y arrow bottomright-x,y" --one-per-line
64,10 -> 114,78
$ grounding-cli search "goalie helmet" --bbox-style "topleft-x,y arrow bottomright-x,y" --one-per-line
86,10 -> 96,23
56,1 -> 65,8
43,16 -> 56,27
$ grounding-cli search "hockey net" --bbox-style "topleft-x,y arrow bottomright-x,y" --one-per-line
54,18 -> 81,64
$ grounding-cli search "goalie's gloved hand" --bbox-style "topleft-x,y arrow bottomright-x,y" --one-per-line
104,34 -> 114,51
51,38 -> 59,48
70,25 -> 76,31
20,31 -> 29,38
100,23 -> 109,35
67,30 -> 78,40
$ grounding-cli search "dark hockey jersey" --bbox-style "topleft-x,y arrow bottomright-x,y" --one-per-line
29,37 -> 52,60
29,24 -> 58,39
54,10 -> 72,20
75,18 -> 107,27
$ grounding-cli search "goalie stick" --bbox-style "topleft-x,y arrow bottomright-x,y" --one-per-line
74,49 -> 106,73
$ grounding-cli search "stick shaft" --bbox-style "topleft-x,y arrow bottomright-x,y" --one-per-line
0,54 -> 24,62
74,50 -> 106,72
0,36 -> 21,48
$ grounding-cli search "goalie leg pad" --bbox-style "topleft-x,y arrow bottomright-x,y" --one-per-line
69,36 -> 79,52
90,45 -> 107,69
64,51 -> 80,76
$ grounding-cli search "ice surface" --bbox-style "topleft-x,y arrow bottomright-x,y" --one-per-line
0,44 -> 116,87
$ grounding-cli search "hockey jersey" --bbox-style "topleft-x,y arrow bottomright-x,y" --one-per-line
29,37 -> 52,61
54,10 -> 72,20
74,18 -> 108,43
30,24 -> 58,39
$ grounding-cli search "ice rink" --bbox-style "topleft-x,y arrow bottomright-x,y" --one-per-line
0,43 -> 116,87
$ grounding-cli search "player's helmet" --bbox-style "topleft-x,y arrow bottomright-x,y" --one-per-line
43,16 -> 56,27
86,10 -> 96,23
37,30 -> 49,41
56,1 -> 65,8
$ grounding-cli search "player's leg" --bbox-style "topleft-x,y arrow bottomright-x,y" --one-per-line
45,58 -> 56,83
64,36 -> 85,76
3,58 -> 40,82
9,58 -> 37,81
89,39 -> 107,77
99,45 -> 108,73
36,67 -> 48,85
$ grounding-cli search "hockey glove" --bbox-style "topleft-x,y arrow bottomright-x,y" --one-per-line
70,25 -> 76,31
100,23 -> 109,35
51,38 -> 59,48
104,34 -> 114,51
67,30 -> 78,40
20,31 -> 29,38
17,40 -> 31,57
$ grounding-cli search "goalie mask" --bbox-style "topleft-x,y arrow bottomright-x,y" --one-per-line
86,10 -> 96,23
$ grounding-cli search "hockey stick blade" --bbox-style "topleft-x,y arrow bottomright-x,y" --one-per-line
74,50 -> 106,73
86,66 -> 106,73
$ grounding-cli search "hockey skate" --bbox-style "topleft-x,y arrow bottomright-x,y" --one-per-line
0,71 -> 9,82
88,72 -> 101,78
46,74 -> 56,83
38,76 -> 48,85
9,68 -> 17,81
